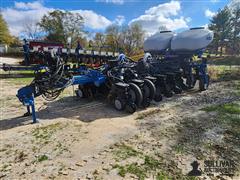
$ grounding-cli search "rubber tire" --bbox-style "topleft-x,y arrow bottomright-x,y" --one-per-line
154,85 -> 163,102
143,79 -> 156,100
129,83 -> 143,107
164,85 -> 173,98
142,98 -> 151,108
114,98 -> 125,111
125,103 -> 137,114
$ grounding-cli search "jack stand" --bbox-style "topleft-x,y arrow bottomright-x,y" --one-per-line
23,95 -> 39,123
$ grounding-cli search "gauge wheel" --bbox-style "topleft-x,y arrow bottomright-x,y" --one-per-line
128,83 -> 143,107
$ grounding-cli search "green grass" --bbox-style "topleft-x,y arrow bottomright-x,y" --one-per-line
37,154 -> 48,162
32,123 -> 63,141
143,155 -> 162,170
156,172 -> 172,180
113,144 -> 142,160
5,70 -> 34,74
112,144 -> 195,180
173,144 -> 185,154
112,145 -> 160,179
113,163 -> 147,180
208,56 -> 240,66
113,155 -> 185,180
208,65 -> 240,81
202,102 -> 240,114
202,102 -> 240,139
236,81 -> 240,96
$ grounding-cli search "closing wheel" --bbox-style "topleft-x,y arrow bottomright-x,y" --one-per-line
142,98 -> 151,108
143,79 -> 156,100
154,86 -> 163,102
114,98 -> 125,111
164,85 -> 173,98
125,103 -> 137,114
75,89 -> 83,98
129,83 -> 143,107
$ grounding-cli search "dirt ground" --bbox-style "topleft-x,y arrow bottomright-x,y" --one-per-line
0,57 -> 239,179
0,57 -> 22,65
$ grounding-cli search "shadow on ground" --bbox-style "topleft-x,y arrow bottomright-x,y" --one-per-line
0,96 -> 129,131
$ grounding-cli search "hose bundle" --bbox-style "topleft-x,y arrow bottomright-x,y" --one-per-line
32,52 -> 71,101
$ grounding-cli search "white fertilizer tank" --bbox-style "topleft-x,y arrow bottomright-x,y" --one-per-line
143,31 -> 174,53
171,27 -> 214,52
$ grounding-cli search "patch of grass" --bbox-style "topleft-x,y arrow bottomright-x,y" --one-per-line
112,164 -> 127,177
113,163 -> 146,179
144,155 -> 161,170
1,70 -> 35,74
37,154 -> 48,162
208,56 -> 240,66
173,144 -> 185,154
113,152 -> 192,179
54,141 -> 70,155
220,114 -> 240,138
32,122 -> 63,141
156,171 -> 172,180
136,108 -> 161,120
207,65 -> 240,81
113,153 -> 163,179
202,102 -> 240,114
113,144 -> 142,160
202,102 -> 240,140
126,163 -> 147,180
235,81 -> 240,96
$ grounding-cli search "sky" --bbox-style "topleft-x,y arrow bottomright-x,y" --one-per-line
0,0 -> 231,38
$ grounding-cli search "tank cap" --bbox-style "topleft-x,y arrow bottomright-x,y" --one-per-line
160,30 -> 172,33
190,27 -> 205,30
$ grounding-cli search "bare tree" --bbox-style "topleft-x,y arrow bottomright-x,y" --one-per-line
22,19 -> 42,40
94,32 -> 105,49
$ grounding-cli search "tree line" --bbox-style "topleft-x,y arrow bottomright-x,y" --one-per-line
208,2 -> 240,56
37,10 -> 144,56
0,0 -> 239,56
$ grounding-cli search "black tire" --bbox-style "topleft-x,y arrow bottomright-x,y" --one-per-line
142,98 -> 151,108
129,83 -> 143,107
114,98 -> 125,111
154,86 -> 163,102
164,84 -> 173,98
125,103 -> 137,113
143,79 -> 156,100
75,89 -> 84,98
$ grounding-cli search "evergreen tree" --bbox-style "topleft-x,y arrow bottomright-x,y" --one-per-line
231,6 -> 240,55
209,7 -> 232,56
